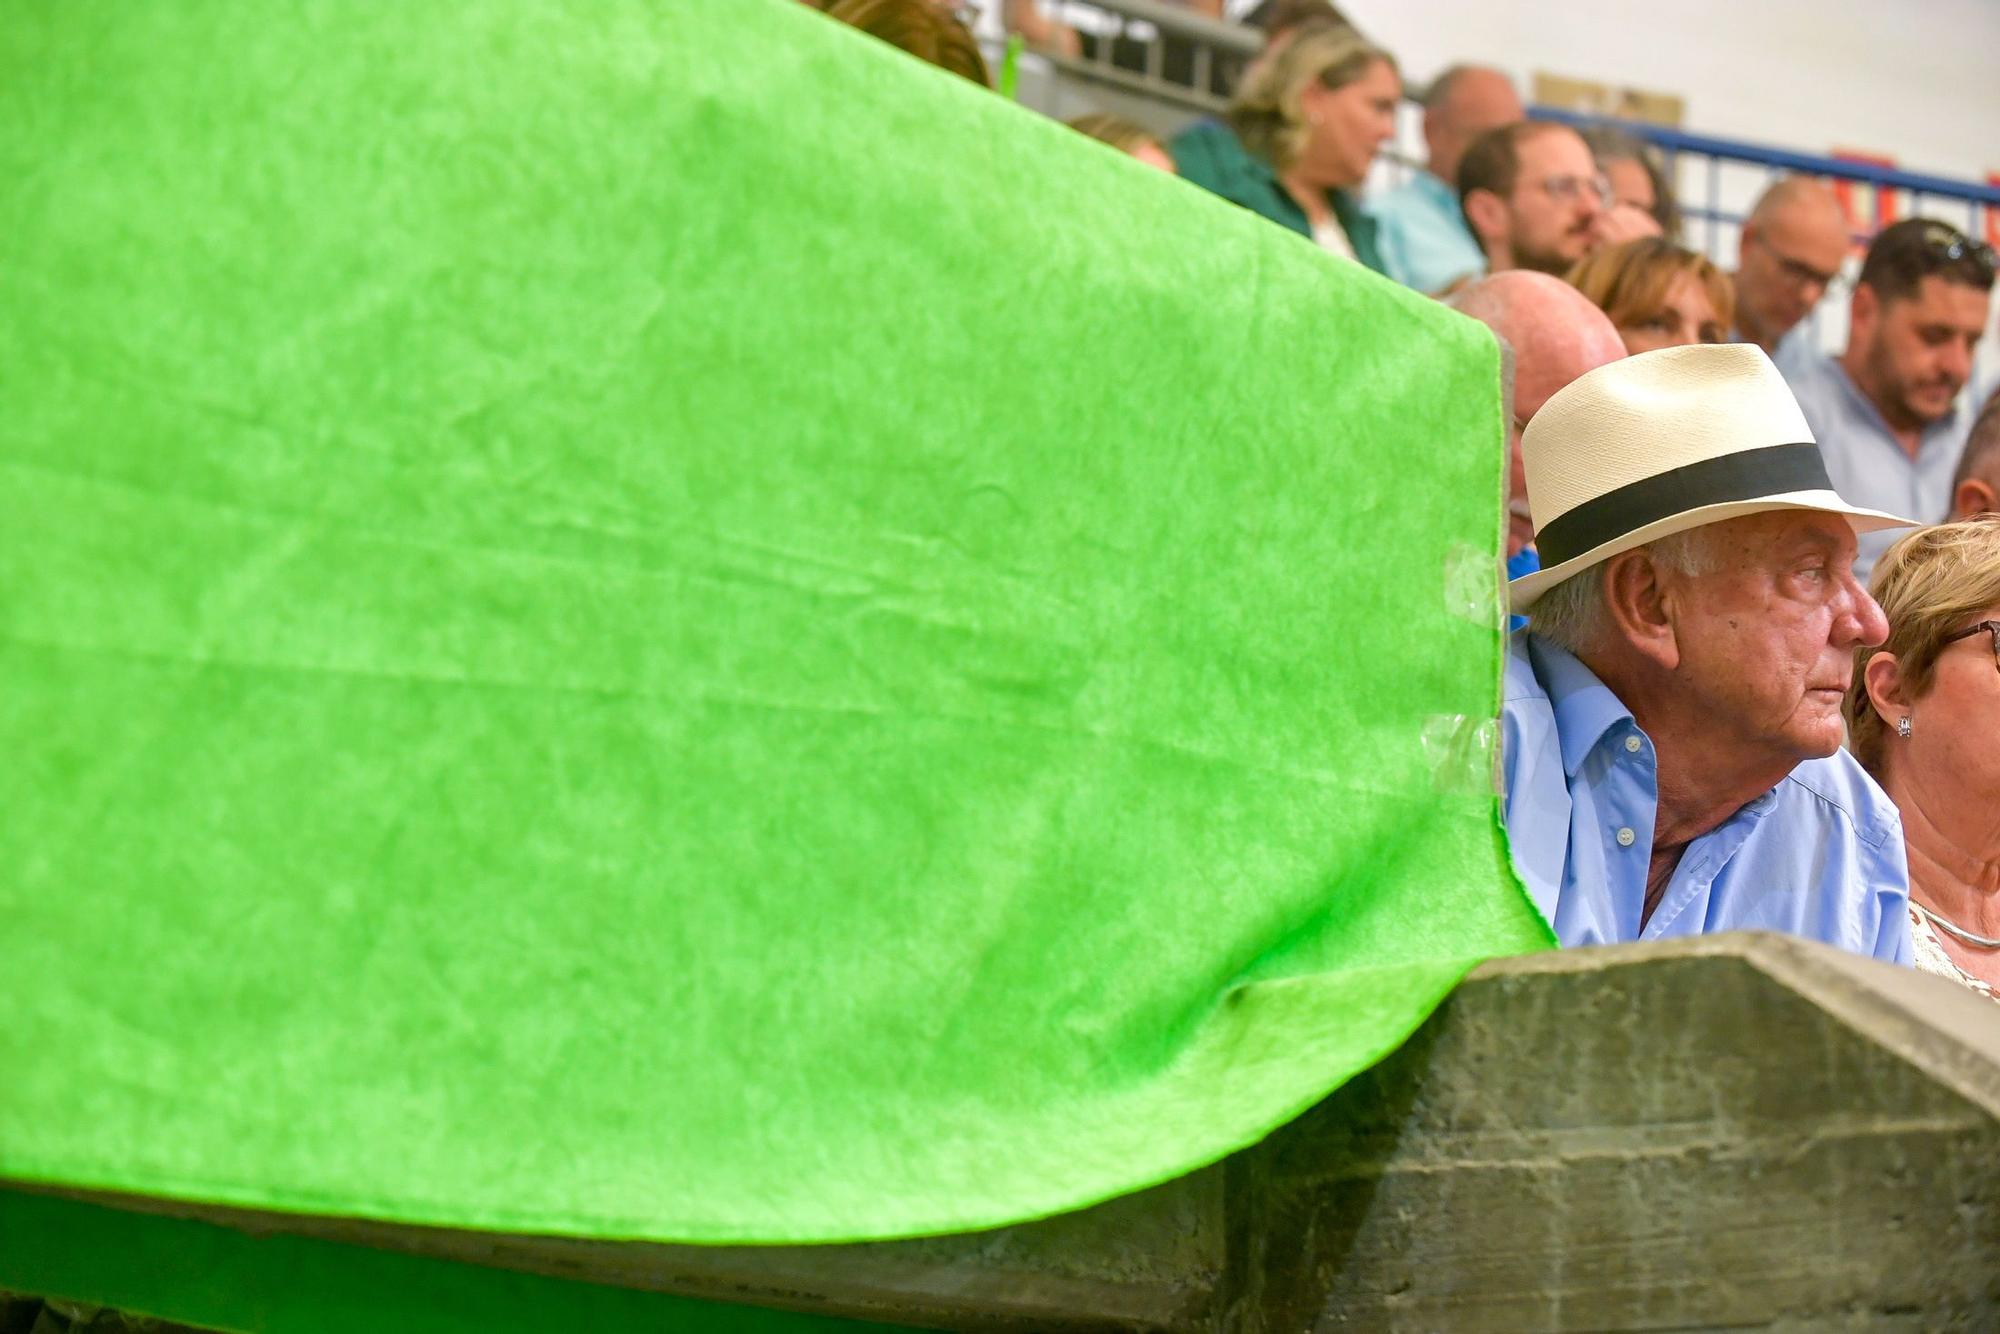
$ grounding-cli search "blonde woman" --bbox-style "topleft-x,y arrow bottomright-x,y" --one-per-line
1848,520 -> 2000,1000
1170,19 -> 1397,271
1566,238 -> 1734,356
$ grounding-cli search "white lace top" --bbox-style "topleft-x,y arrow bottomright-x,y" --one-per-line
1909,906 -> 1999,1002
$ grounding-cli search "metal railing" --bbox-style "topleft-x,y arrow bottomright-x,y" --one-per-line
1529,105 -> 2000,265
1030,0 -> 1258,117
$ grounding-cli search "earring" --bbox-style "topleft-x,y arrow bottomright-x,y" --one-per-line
1898,716 -> 1913,738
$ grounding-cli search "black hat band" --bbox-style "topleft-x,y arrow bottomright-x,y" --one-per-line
1533,442 -> 1835,569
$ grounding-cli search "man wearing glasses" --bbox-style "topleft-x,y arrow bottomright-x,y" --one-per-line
1778,218 -> 1997,580
1457,122 -> 1611,277
1731,179 -> 1851,355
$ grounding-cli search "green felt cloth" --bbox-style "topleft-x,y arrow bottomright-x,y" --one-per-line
0,1189 -> 906,1333
0,0 -> 1552,1269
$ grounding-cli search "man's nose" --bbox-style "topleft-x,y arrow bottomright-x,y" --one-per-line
1941,339 -> 1974,387
1839,575 -> 1891,648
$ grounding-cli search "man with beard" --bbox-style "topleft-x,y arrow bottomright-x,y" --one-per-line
1457,121 -> 1639,276
1779,219 -> 1995,579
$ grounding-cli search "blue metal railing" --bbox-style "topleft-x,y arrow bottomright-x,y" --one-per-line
1528,105 -> 2000,262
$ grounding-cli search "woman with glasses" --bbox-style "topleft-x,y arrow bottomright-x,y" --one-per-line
1847,519 -> 2000,999
1171,19 -> 1398,272
1565,237 -> 1734,356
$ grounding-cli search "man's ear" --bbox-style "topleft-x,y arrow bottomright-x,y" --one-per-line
1954,477 -> 1999,521
1463,188 -> 1507,251
1863,651 -> 1909,724
1600,547 -> 1680,671
1848,281 -> 1880,344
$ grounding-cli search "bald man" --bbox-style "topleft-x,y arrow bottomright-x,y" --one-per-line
1447,271 -> 1627,576
1733,179 -> 1850,354
1373,64 -> 1523,295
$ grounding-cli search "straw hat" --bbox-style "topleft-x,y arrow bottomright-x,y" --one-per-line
1509,343 -> 1915,612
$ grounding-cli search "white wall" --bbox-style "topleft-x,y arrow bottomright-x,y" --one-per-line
1347,0 -> 2000,187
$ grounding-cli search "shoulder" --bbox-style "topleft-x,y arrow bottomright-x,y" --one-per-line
1774,750 -> 1901,852
1167,120 -> 1244,180
1369,178 -> 1423,221
1775,344 -> 1840,413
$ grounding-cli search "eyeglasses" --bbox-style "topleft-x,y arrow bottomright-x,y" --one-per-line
1531,173 -> 1609,207
1941,619 -> 2000,673
1752,238 -> 1842,292
1919,223 -> 1998,281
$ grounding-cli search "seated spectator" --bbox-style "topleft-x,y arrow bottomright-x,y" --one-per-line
1445,272 -> 1625,579
1578,125 -> 1679,240
819,0 -> 989,84
1171,21 -> 1397,270
1778,219 -> 1996,580
1458,122 -> 1606,276
1950,388 -> 2000,519
1732,179 -> 1850,355
1067,112 -> 1176,171
1503,343 -> 1914,957
1373,65 -> 1523,295
1848,520 -> 2000,999
1566,237 -> 1733,355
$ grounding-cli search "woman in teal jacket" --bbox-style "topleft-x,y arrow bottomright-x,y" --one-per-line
1172,20 -> 1398,275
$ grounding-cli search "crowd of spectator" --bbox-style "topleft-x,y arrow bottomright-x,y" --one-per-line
813,0 -> 2000,1002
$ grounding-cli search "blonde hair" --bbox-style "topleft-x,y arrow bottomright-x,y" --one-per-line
1066,112 -> 1166,159
1845,518 -> 2000,774
1565,238 -> 1734,341
1226,19 -> 1394,171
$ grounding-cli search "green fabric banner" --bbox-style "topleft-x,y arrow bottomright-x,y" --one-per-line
0,0 -> 1551,1272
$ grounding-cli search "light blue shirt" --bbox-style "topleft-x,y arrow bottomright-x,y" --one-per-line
1777,340 -> 1974,580
1501,632 -> 1912,962
1370,169 -> 1486,295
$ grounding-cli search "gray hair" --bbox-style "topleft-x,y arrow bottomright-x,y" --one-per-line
1528,528 -> 1719,654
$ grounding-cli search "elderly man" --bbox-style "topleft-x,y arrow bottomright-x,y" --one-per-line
1457,121 -> 1621,276
1732,179 -> 1850,355
1778,218 -> 1996,580
1447,271 -> 1626,577
1373,65 -> 1522,295
1503,343 -> 1914,959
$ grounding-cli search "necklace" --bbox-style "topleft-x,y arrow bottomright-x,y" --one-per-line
1912,900 -> 2000,950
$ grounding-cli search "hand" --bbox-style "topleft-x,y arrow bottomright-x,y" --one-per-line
1591,203 -> 1663,248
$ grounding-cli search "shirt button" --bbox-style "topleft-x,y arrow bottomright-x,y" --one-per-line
1624,735 -> 1642,753
1616,827 -> 1636,847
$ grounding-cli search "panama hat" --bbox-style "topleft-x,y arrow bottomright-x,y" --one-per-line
1509,343 -> 1916,613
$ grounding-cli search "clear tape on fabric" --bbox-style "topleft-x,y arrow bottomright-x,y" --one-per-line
1442,541 -> 1506,631
1422,713 -> 1501,797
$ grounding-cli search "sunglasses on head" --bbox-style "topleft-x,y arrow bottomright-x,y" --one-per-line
1919,223 -> 1998,278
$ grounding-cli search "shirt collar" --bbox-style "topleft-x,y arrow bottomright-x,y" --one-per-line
1817,352 -> 1967,453
1526,634 -> 1636,778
